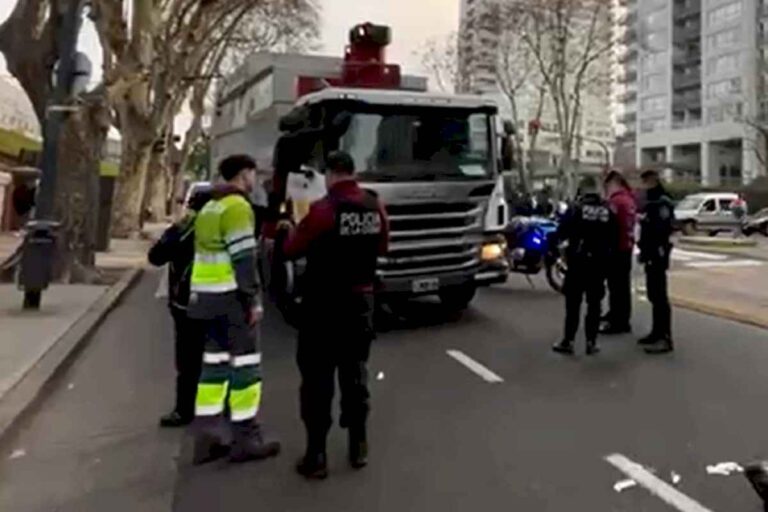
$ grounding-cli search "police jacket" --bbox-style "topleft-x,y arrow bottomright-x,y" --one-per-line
638,185 -> 674,265
558,192 -> 617,266
148,214 -> 196,310
283,180 -> 389,298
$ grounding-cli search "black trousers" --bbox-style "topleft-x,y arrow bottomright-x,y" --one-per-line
170,307 -> 205,419
645,262 -> 671,339
297,294 -> 374,452
564,263 -> 606,343
606,250 -> 633,329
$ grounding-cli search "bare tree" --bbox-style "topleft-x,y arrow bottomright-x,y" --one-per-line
90,0 -> 275,237
0,0 -> 111,281
418,32 -> 459,93
170,0 -> 320,214
519,0 -> 613,196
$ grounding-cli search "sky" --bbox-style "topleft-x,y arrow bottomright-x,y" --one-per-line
0,0 -> 458,85
0,0 -> 459,133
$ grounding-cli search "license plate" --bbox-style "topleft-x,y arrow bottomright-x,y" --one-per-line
412,277 -> 440,293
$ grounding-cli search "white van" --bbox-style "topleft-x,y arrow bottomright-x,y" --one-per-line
674,192 -> 741,236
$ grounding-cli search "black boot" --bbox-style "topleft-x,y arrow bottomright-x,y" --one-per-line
552,339 -> 575,355
192,431 -> 231,465
159,410 -> 193,428
296,452 -> 329,479
637,333 -> 658,345
745,461 -> 768,505
586,340 -> 600,356
229,422 -> 281,463
348,427 -> 368,469
644,337 -> 674,354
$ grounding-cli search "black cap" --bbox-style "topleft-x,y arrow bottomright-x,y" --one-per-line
326,151 -> 355,175
219,154 -> 257,181
640,169 -> 660,180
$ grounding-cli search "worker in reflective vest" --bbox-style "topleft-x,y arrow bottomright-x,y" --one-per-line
188,154 -> 280,465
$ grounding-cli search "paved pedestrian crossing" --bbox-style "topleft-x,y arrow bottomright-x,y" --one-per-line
633,247 -> 764,269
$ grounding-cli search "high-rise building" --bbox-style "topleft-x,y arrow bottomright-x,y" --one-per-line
627,0 -> 766,186
458,0 -> 616,184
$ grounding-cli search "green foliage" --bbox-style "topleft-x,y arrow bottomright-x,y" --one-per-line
186,139 -> 210,180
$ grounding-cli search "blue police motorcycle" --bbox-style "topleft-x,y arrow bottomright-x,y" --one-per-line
504,215 -> 566,293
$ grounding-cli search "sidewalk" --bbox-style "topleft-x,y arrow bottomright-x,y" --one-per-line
669,265 -> 768,330
0,234 -> 152,440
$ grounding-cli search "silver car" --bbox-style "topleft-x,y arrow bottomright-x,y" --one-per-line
674,193 -> 741,236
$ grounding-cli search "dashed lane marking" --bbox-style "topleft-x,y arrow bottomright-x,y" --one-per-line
605,454 -> 715,512
446,350 -> 504,383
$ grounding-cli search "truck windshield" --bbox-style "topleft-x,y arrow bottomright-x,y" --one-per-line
337,107 -> 493,182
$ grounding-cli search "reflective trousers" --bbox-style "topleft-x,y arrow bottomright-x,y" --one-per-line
193,298 -> 262,426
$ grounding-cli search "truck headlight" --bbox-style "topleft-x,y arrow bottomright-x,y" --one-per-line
481,242 -> 505,261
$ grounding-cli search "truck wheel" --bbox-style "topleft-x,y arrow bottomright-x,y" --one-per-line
439,286 -> 477,312
682,221 -> 697,236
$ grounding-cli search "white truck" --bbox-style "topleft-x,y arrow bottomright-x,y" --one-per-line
210,23 -> 510,318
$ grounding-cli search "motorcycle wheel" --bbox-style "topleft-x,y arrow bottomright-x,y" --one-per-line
545,258 -> 567,294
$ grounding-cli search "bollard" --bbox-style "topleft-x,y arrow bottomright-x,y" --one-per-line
18,220 -> 60,310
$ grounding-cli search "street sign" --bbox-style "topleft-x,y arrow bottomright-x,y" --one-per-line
52,52 -> 92,95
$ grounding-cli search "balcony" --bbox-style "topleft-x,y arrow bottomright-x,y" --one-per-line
619,47 -> 639,64
673,70 -> 701,89
673,50 -> 701,66
621,27 -> 638,45
674,2 -> 701,20
673,24 -> 701,43
619,89 -> 638,103
672,118 -> 702,130
620,111 -> 637,125
673,91 -> 702,110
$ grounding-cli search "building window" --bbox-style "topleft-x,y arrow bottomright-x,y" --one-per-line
642,51 -> 668,72
640,118 -> 667,133
641,95 -> 667,113
642,73 -> 665,91
707,1 -> 742,28
706,28 -> 740,50
706,77 -> 742,98
707,52 -> 740,75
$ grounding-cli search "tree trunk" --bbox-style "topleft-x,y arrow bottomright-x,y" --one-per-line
111,140 -> 152,238
144,150 -> 169,222
52,103 -> 107,283
559,139 -> 576,199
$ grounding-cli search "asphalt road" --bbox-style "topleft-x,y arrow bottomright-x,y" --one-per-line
2,269 -> 768,512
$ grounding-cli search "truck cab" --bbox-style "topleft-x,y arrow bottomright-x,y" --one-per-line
263,87 -> 509,317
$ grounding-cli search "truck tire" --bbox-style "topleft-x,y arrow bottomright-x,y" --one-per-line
682,220 -> 697,236
439,285 -> 477,312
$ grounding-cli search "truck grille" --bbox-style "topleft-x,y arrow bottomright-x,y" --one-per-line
378,202 -> 484,278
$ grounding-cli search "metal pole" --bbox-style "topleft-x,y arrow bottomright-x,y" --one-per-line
35,0 -> 86,219
19,0 -> 85,310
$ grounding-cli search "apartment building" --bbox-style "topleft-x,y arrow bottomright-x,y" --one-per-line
629,0 -> 766,186
458,0 -> 616,183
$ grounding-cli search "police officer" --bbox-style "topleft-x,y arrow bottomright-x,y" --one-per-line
188,155 -> 281,464
553,176 -> 617,356
283,151 -> 389,479
148,187 -> 211,427
637,169 -> 674,354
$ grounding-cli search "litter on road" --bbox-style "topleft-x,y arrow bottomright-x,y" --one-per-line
8,449 -> 26,460
376,371 -> 385,381
613,479 -> 637,492
706,462 -> 743,476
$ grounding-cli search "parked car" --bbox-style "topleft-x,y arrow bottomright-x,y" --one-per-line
744,208 -> 768,236
674,192 -> 741,236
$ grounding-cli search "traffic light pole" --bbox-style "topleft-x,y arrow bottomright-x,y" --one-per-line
19,0 -> 86,309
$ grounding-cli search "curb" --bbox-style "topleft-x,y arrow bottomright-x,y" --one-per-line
678,236 -> 757,248
0,267 -> 143,443
670,294 -> 768,331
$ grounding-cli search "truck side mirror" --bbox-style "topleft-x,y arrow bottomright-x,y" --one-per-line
503,120 -> 515,136
500,137 -> 514,171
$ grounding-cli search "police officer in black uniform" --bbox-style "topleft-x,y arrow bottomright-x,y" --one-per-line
637,169 -> 675,354
283,151 -> 389,479
553,176 -> 617,356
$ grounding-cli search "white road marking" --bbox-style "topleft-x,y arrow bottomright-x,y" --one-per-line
606,454 -> 714,512
673,249 -> 728,261
613,479 -> 637,492
685,259 -> 764,269
446,350 -> 504,383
